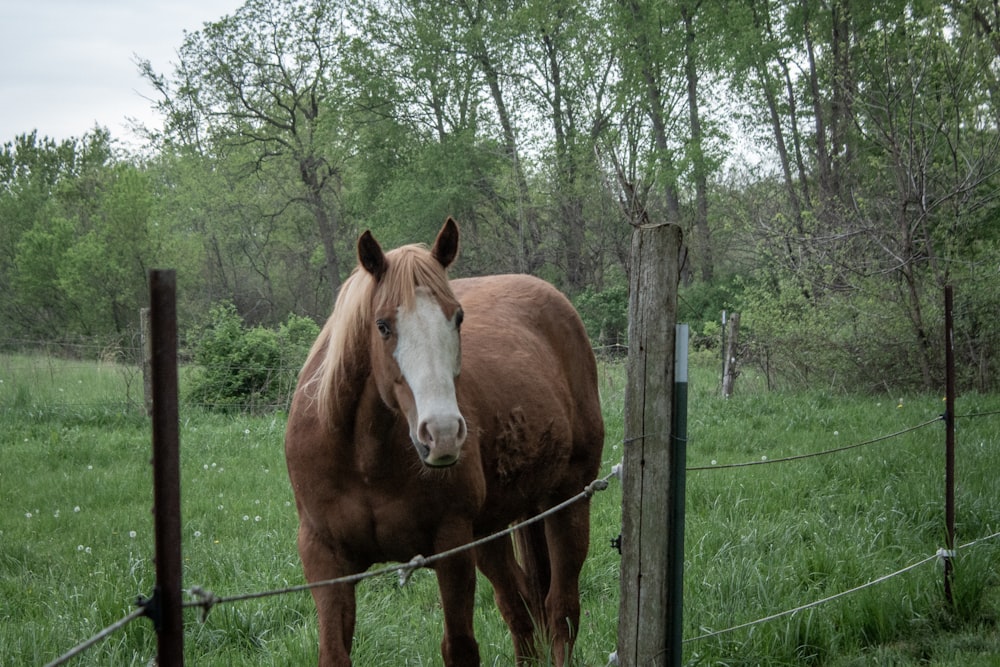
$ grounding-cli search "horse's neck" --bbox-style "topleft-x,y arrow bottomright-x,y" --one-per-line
326,353 -> 373,426
328,348 -> 395,426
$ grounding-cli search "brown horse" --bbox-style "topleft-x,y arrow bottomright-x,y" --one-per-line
285,218 -> 604,666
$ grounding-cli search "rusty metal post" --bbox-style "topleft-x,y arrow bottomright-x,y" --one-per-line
148,269 -> 184,664
944,285 -> 956,605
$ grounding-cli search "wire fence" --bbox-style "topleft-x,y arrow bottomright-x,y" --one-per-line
45,470 -> 617,667
36,404 -> 999,666
5,335 -> 995,664
686,416 -> 945,470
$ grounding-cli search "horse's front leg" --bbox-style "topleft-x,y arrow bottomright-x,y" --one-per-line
434,549 -> 480,666
298,526 -> 360,667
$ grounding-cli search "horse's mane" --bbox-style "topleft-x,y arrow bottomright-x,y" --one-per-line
302,243 -> 454,424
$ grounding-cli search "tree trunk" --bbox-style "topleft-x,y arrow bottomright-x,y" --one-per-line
621,0 -> 683,228
682,2 -> 713,283
459,0 -> 542,273
542,29 -> 588,293
299,157 -> 340,299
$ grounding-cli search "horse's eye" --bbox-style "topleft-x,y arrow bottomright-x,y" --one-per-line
454,309 -> 464,330
376,319 -> 392,338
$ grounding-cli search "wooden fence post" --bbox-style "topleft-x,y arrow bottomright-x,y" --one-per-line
721,311 -> 741,398
141,307 -> 153,417
618,222 -> 683,667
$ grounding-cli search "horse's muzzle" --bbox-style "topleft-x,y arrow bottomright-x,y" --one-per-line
414,414 -> 467,467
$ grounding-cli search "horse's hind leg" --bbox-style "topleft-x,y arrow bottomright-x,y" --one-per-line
476,538 -> 539,664
543,501 -> 592,666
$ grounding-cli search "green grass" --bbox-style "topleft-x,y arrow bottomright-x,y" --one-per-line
0,352 -> 998,665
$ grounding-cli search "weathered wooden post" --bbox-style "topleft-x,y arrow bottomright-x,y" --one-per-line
721,311 -> 741,398
141,307 -> 153,416
618,222 -> 684,667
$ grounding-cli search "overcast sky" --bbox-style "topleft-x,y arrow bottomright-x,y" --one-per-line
0,0 -> 245,148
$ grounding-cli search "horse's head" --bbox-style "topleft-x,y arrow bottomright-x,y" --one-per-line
358,218 -> 468,468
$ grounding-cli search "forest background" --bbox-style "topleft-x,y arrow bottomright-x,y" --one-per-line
2,0 -> 998,395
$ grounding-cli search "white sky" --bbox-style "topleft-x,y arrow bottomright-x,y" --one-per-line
0,0 -> 245,148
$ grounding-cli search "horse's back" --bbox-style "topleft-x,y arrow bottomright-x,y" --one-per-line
452,274 -> 604,518
452,273 -> 599,411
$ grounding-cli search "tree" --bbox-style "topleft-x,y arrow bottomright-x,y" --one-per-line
848,3 -> 1000,387
518,0 -> 614,292
58,162 -> 157,335
140,0 -> 355,298
612,0 -> 684,232
1,129 -> 149,340
606,0 -> 727,284
0,132 -> 79,338
454,0 -> 546,273
719,0 -> 1000,391
348,0 -> 509,267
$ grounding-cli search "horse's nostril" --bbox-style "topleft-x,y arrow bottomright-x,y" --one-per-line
418,415 -> 466,451
419,420 -> 434,445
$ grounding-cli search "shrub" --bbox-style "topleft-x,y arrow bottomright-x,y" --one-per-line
574,284 -> 628,349
188,303 -> 319,412
678,275 -> 744,350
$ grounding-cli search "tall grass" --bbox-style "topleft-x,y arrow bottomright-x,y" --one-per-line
0,352 -> 997,665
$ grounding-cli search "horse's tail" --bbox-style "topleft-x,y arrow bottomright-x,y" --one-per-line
513,520 -> 551,633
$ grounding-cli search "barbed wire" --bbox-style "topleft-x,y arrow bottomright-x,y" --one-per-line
621,414 -> 949,472
956,408 -> 1000,419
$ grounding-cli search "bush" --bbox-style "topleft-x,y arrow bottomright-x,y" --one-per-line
574,284 -> 628,349
678,275 -> 744,350
188,303 -> 319,412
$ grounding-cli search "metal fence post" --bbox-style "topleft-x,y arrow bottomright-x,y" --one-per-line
944,285 -> 956,604
147,269 -> 184,665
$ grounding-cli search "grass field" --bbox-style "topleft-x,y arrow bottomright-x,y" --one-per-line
1,350 -> 998,665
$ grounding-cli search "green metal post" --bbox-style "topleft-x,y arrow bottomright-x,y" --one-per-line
667,324 -> 689,665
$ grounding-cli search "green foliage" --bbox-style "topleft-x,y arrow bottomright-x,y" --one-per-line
574,284 -> 628,347
0,131 -> 158,341
188,304 -> 319,412
2,0 -> 999,397
678,275 -> 744,349
733,262 -> 997,394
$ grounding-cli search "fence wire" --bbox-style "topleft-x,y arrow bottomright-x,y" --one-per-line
688,415 -> 945,470
182,472 -> 616,619
36,408 -> 997,666
41,468 -> 618,665
684,529 -> 1000,645
43,606 -> 147,667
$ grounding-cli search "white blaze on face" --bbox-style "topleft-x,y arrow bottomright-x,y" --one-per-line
394,287 -> 466,466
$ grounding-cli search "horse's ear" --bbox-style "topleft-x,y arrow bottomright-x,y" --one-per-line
358,230 -> 387,281
432,217 -> 459,269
